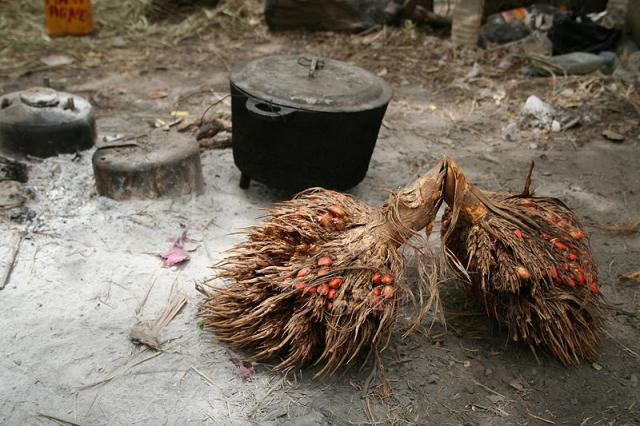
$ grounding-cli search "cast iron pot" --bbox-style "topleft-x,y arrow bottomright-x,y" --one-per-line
0,87 -> 95,158
230,55 -> 392,192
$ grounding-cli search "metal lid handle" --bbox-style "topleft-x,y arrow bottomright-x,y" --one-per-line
297,56 -> 325,79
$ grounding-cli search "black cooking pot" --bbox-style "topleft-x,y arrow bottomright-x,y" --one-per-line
230,55 -> 392,191
0,87 -> 95,158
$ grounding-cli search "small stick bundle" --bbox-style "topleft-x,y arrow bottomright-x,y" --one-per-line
439,158 -> 605,365
198,164 -> 445,375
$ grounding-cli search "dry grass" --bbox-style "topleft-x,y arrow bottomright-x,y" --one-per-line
0,0 -> 262,74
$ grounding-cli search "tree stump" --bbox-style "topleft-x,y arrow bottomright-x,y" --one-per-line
92,130 -> 204,201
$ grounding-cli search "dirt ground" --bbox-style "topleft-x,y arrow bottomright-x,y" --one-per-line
1,5 -> 640,425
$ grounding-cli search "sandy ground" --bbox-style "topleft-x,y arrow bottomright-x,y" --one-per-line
1,18 -> 640,426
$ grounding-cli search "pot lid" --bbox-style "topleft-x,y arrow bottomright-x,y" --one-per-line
230,55 -> 392,113
0,87 -> 93,127
19,87 -> 60,107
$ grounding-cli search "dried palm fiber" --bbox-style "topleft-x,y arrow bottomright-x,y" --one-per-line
439,157 -> 605,365
197,163 -> 446,376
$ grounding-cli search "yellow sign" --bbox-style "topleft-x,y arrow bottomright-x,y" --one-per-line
44,0 -> 94,37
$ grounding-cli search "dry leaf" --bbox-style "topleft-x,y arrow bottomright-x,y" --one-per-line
602,129 -> 624,142
158,230 -> 190,267
509,379 -> 526,392
595,218 -> 640,236
148,90 -> 169,99
226,350 -> 256,379
619,270 -> 640,284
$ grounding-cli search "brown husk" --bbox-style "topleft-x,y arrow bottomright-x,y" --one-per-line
440,157 -> 606,365
197,163 -> 445,375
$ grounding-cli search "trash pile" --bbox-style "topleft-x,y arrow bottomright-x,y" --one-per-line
199,157 -> 606,374
479,2 -> 636,81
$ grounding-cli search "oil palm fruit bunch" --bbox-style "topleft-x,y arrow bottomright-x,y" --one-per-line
439,157 -> 605,365
198,163 -> 446,376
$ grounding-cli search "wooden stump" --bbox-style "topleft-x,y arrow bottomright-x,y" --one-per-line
92,131 -> 204,201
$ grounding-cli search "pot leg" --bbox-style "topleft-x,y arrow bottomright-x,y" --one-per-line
239,173 -> 251,189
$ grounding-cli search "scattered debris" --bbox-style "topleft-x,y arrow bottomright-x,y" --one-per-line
226,350 -> 256,379
39,54 -> 74,67
148,90 -> 169,99
0,231 -> 24,291
199,131 -> 232,150
157,230 -> 191,267
592,362 -> 603,371
196,121 -> 224,141
523,52 -> 616,77
37,412 -> 81,426
602,129 -> 625,142
509,379 -> 527,393
510,95 -> 580,135
619,270 -> 640,285
614,51 -> 640,85
129,284 -> 188,350
0,156 -> 28,183
0,181 -> 27,210
594,217 -> 640,236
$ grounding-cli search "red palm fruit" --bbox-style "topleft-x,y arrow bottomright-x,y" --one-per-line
575,270 -> 586,286
542,232 -> 551,239
567,252 -> 578,261
328,289 -> 337,300
318,213 -> 333,229
327,205 -> 346,218
373,287 -> 382,296
295,281 -> 307,290
296,268 -> 310,278
317,256 -> 333,266
372,272 -> 382,285
565,276 -> 576,286
514,229 -> 524,241
305,286 -> 317,295
516,266 -> 530,280
382,285 -> 395,299
590,283 -> 599,293
317,267 -> 331,276
554,240 -> 568,251
325,301 -> 333,309
381,273 -> 394,285
328,278 -> 343,289
570,229 -> 585,240
332,218 -> 346,231
318,285 -> 329,296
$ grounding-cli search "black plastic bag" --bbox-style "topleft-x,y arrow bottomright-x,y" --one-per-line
548,13 -> 621,55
